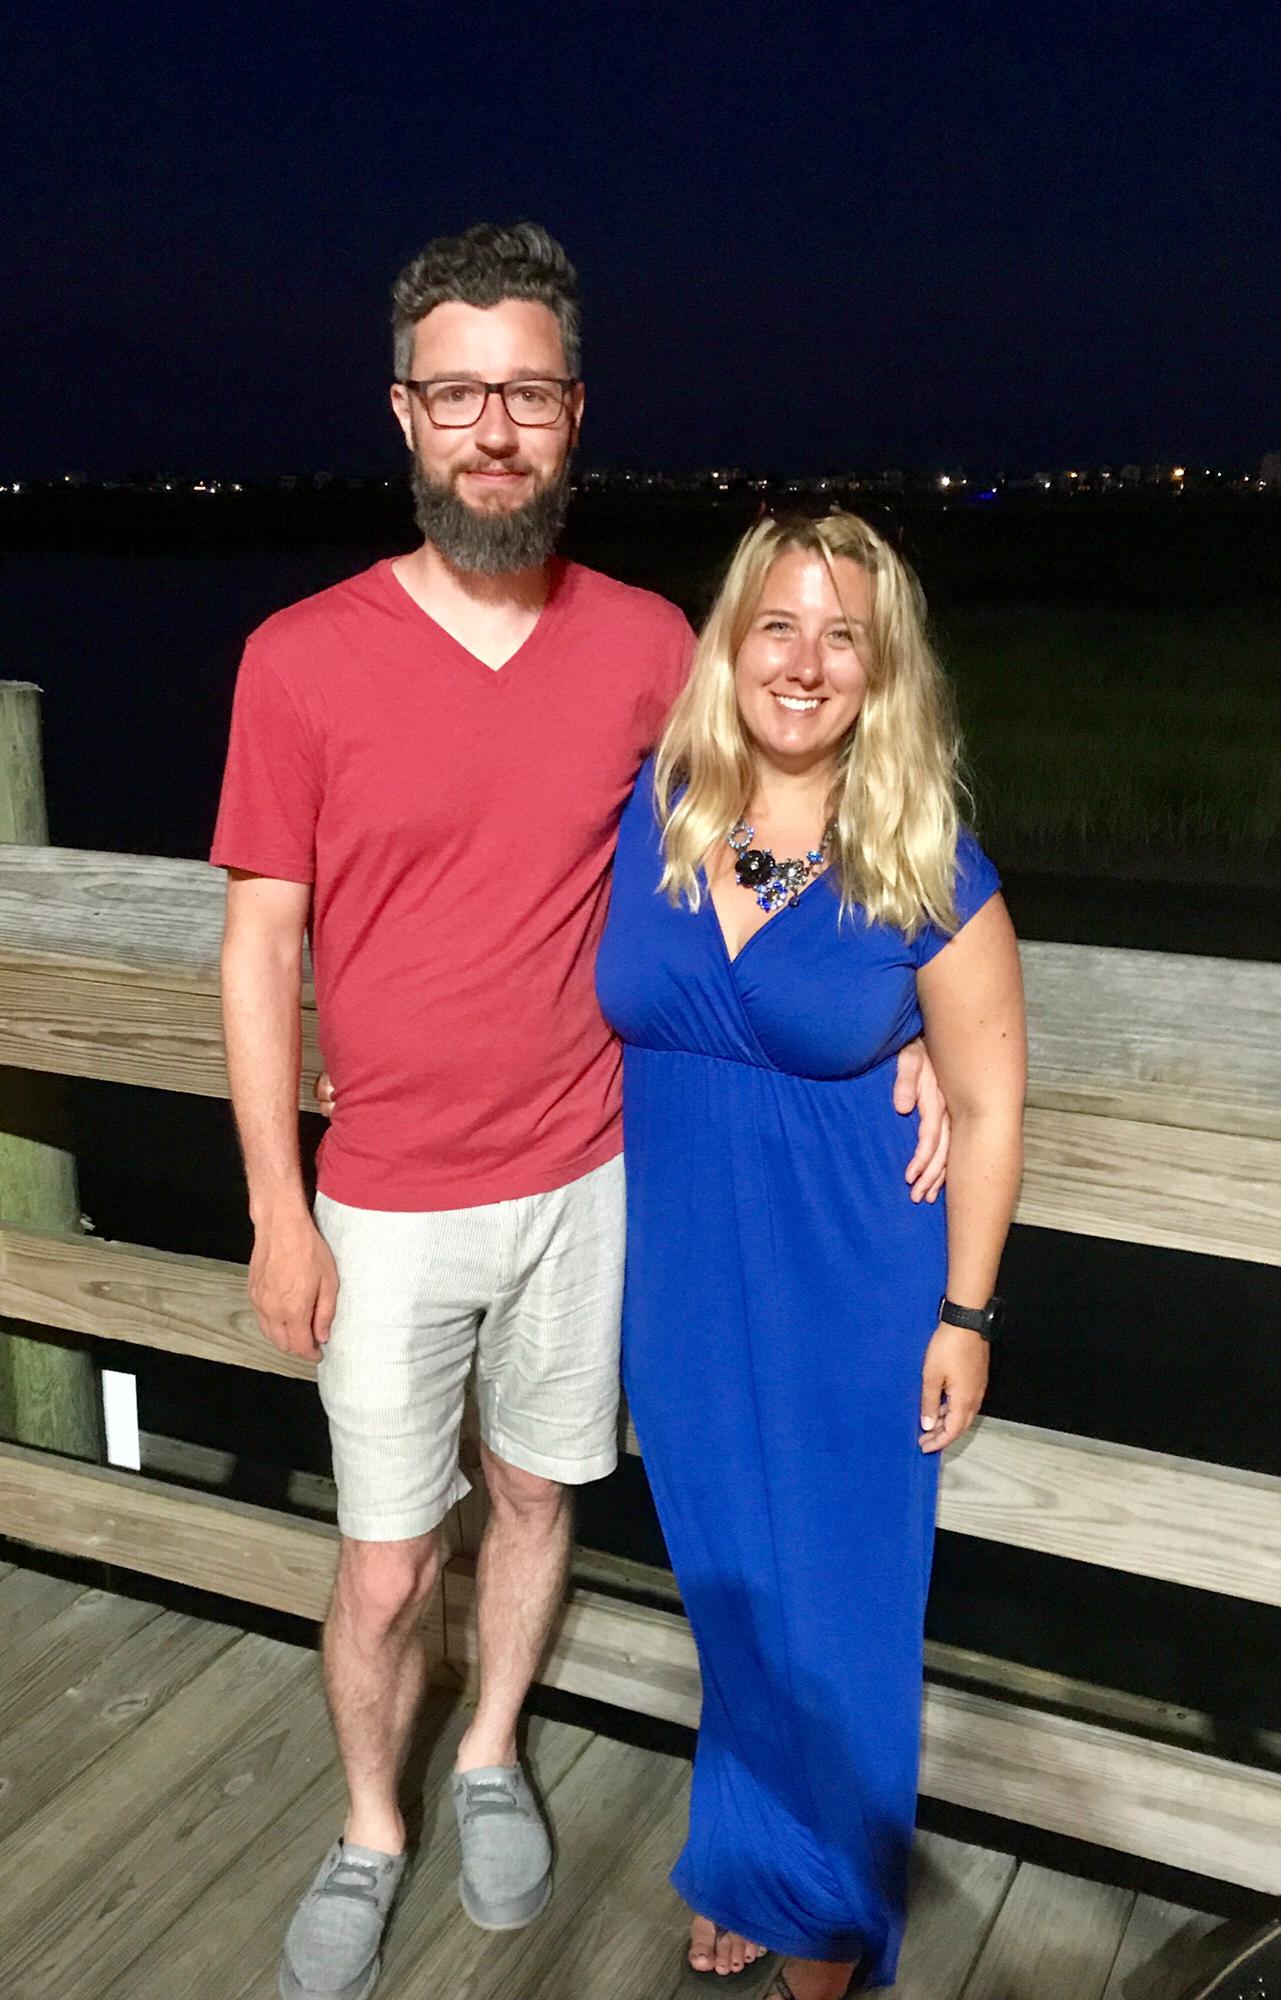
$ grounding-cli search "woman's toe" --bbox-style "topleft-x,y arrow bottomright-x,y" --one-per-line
689,1914 -> 718,1971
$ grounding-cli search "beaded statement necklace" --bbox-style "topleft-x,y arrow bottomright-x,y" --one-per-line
727,818 -> 832,915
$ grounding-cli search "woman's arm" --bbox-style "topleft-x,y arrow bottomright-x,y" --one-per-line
914,892 -> 1027,1451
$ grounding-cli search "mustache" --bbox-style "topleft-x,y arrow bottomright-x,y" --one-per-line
454,457 -> 537,478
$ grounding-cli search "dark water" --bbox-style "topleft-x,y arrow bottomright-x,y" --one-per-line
4,545 -> 1279,1794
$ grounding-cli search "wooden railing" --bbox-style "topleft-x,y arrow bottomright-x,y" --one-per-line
1,842 -> 1279,1892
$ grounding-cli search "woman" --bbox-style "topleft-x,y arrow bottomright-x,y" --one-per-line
593,509 -> 1026,1997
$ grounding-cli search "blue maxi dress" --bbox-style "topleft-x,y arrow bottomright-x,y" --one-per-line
594,761 -> 1000,1985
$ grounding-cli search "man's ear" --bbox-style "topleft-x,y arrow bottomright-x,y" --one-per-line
389,382 -> 415,451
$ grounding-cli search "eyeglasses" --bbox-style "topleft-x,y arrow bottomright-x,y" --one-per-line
398,376 -> 579,428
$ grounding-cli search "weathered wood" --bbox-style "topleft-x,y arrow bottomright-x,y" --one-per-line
0,1223 -> 312,1379
0,694 -> 101,1461
0,1632 -> 314,1999
9,1647 -> 338,2000
2,847 -> 1275,1133
1019,1104 -> 1280,1265
444,1560 -> 1281,1892
0,1565 -> 163,1739
1100,1896 -> 1246,2000
937,1417 -> 1281,1606
1021,943 -> 1280,1143
959,1863 -> 1134,2000
6,1274 -> 1280,1605
0,1438 -> 342,1618
0,1604 -> 236,1847
923,1683 -> 1281,1898
622,1406 -> 1281,1608
893,1832 -> 1018,2000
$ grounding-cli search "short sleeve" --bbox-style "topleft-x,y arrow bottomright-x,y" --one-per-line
209,636 -> 321,883
644,608 -> 697,747
913,829 -> 1001,966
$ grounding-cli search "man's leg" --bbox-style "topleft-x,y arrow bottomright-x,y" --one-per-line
456,1444 -> 572,1772
323,1528 -> 442,1852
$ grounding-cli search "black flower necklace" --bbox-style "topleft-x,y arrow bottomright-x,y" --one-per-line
726,816 -> 833,914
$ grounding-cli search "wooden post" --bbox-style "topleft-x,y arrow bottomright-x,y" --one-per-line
0,681 -> 103,1460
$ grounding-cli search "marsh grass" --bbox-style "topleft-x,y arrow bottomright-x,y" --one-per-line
938,602 -> 1281,866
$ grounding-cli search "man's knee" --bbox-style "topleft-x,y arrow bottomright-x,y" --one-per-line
336,1530 -> 441,1628
481,1450 -> 569,1522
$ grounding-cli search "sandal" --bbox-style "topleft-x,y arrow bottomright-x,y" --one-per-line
765,1963 -> 862,2000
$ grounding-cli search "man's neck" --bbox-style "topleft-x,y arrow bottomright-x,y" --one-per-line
390,541 -> 554,670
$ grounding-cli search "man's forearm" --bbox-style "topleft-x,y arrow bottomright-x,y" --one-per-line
221,929 -> 309,1225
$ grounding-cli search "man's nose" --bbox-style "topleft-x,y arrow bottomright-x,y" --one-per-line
474,389 -> 521,452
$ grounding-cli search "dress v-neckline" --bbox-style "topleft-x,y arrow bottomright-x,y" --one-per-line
703,864 -> 832,969
377,555 -> 567,682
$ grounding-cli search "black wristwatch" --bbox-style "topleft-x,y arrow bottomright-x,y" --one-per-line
938,1294 -> 1004,1342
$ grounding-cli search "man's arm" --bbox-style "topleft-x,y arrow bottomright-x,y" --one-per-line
221,869 -> 336,1360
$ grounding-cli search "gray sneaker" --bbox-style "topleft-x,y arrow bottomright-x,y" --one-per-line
451,1763 -> 552,1931
278,1836 -> 409,2000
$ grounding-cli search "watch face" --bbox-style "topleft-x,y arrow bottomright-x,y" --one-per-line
984,1295 -> 1006,1336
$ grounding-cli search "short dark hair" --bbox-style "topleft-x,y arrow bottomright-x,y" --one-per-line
391,222 -> 580,379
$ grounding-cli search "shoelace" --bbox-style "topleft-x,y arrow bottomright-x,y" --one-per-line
320,1854 -> 386,1905
458,1778 -> 529,1822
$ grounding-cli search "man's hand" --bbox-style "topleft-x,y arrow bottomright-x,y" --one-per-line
248,1211 -> 338,1361
892,1037 -> 950,1202
919,1322 -> 989,1454
313,1070 -> 336,1118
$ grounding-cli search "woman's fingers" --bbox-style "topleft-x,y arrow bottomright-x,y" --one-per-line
908,1109 -> 950,1203
312,1068 -> 336,1116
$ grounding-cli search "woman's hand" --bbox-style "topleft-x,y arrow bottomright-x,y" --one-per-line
313,1069 -> 336,1118
892,1037 -> 950,1203
918,1322 -> 989,1453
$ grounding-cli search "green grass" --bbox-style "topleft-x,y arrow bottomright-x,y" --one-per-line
936,603 -> 1281,866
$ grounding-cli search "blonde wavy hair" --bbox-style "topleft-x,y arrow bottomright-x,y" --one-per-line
655,510 -> 966,938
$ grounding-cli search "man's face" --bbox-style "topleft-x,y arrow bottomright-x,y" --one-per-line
390,299 -> 585,573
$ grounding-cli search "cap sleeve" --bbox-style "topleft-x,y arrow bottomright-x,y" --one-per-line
913,829 -> 1001,966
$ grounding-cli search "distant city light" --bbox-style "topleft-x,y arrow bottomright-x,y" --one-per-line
938,474 -> 951,489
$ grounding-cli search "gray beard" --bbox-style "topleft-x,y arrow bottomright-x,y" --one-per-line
409,458 -> 571,575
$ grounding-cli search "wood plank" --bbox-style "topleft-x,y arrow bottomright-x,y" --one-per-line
107,1678 -> 474,2000
617,1411 -> 1281,1611
380,1729 -> 692,2000
0,1606 -> 237,1845
0,1633 -> 312,1967
8,1639 -> 336,2000
892,1831 -> 1018,2000
0,1565 -> 163,1739
3,850 -> 1276,1140
921,1682 -> 1281,1896
517,1742 -> 704,2000
446,1563 -> 1281,1892
1018,1105 -> 1281,1265
0,959 -> 322,1103
0,1224 -> 313,1381
1100,1895 -> 1249,2000
937,1418 -> 1281,1608
959,1863 -> 1133,2000
0,1439 -> 345,1620
1022,943 -> 1280,1143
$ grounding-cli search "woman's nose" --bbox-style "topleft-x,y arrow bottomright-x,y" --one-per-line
790,641 -> 823,686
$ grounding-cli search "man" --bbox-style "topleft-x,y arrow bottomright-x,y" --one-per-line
212,222 -> 948,2000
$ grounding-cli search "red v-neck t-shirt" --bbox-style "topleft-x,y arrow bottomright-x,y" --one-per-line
211,555 -> 695,1209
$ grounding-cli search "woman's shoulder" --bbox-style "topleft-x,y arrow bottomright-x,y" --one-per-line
913,828 -> 1002,966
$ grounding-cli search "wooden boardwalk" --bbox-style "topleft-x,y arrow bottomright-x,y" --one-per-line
0,1553 -> 1252,2000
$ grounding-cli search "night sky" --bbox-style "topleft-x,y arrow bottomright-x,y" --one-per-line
5,0 -> 1279,478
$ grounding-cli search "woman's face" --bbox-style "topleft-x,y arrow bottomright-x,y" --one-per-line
734,547 -> 873,778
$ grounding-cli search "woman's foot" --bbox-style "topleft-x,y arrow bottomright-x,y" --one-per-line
688,1911 -> 768,1975
766,1956 -> 859,2000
